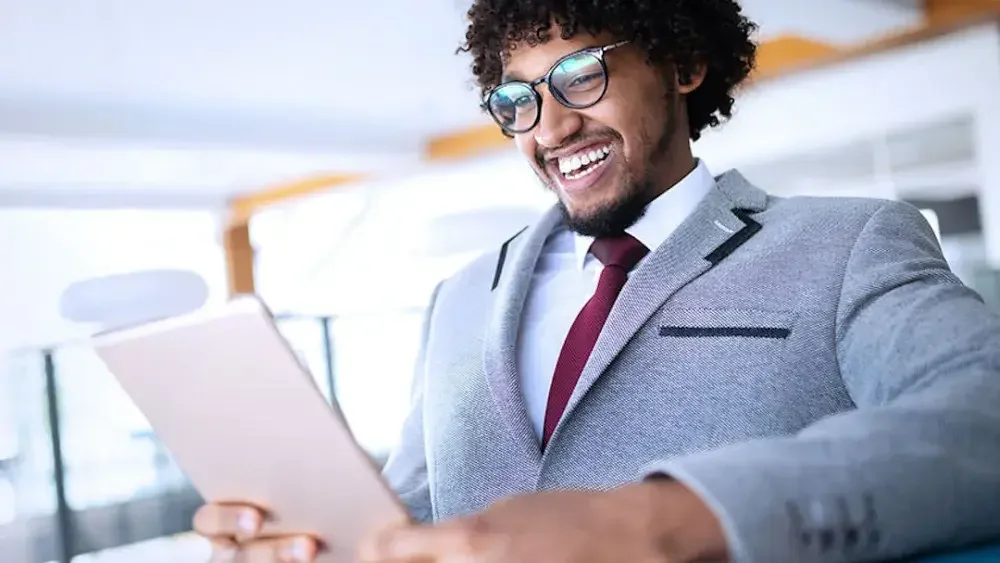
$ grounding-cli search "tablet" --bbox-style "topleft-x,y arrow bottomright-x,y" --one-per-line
91,295 -> 409,562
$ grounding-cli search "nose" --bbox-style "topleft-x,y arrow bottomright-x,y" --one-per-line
532,89 -> 583,149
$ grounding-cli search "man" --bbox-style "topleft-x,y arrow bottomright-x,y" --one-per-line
194,0 -> 1000,561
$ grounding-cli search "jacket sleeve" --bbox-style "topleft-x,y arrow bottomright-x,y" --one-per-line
645,201 -> 1000,562
380,283 -> 441,523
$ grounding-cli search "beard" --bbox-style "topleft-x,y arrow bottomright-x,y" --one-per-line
556,177 -> 651,238
552,111 -> 676,238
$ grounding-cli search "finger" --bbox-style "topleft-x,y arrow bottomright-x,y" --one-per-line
208,539 -> 237,563
193,503 -> 265,540
240,536 -> 318,563
357,525 -> 477,562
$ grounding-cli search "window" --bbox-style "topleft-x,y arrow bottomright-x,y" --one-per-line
274,316 -> 335,403
329,310 -> 424,458
0,351 -> 55,523
53,345 -> 183,511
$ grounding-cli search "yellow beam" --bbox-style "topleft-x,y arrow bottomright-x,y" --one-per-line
223,223 -> 255,297
228,173 -> 365,226
223,173 -> 363,296
753,35 -> 838,79
925,0 -> 1000,25
425,124 -> 510,160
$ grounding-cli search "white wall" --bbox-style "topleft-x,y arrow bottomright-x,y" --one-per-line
695,23 -> 999,167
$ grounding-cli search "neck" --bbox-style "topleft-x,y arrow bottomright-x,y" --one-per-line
643,148 -> 696,205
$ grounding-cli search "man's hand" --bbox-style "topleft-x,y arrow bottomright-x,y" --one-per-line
192,503 -> 319,563
356,480 -> 727,563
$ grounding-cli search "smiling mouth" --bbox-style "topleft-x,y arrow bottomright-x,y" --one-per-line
556,144 -> 613,180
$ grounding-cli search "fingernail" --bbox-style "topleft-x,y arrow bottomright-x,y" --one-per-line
237,509 -> 260,534
280,538 -> 312,562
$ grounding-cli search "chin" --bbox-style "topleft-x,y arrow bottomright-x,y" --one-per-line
561,199 -> 612,224
555,176 -> 623,212
554,174 -> 652,237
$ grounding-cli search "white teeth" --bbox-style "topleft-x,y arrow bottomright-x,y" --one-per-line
565,162 -> 603,180
557,145 -> 612,176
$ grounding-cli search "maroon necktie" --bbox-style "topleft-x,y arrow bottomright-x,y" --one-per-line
542,234 -> 649,447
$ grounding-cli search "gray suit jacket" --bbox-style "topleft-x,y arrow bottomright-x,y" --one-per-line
381,170 -> 1000,562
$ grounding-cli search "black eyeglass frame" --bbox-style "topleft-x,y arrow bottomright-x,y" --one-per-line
482,40 -> 631,135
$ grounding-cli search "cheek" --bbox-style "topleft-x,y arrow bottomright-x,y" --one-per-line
514,135 -> 536,162
592,92 -> 661,159
515,135 -> 553,185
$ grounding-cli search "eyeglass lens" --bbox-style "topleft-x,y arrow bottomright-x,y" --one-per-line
487,51 -> 607,133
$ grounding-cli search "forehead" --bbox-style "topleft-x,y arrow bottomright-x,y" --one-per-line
501,32 -> 608,80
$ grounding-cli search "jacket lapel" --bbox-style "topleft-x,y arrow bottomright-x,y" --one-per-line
483,207 -> 563,463
550,170 -> 769,445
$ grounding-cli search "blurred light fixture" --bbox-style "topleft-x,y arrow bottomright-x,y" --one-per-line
59,269 -> 210,330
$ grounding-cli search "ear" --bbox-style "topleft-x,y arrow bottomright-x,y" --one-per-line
678,61 -> 707,95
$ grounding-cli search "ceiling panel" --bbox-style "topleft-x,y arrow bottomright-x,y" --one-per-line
0,0 -> 926,144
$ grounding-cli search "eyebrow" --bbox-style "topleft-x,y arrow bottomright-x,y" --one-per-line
500,71 -> 524,84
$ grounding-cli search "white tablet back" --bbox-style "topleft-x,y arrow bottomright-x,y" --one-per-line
92,296 -> 408,562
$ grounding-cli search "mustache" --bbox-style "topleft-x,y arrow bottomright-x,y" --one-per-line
534,129 -> 623,168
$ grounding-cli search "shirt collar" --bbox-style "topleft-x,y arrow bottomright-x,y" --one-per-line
573,158 -> 716,269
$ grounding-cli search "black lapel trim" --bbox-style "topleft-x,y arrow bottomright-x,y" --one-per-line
704,208 -> 762,266
491,226 -> 528,291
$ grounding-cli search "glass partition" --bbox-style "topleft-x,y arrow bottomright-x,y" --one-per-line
329,310 -> 424,459
0,351 -> 57,563
54,344 -> 172,511
275,315 -> 337,404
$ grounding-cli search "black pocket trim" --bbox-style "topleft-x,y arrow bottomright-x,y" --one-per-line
659,326 -> 791,339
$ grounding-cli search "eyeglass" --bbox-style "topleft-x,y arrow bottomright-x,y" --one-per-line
482,40 -> 630,135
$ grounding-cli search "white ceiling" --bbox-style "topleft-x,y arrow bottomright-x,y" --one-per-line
0,0 -> 924,206
0,0 -> 483,147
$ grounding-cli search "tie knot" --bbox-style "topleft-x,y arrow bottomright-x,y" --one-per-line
590,234 -> 648,271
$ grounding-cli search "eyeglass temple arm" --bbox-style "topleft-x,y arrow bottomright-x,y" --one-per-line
601,40 -> 631,54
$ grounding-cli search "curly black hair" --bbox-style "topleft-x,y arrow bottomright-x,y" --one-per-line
459,0 -> 758,141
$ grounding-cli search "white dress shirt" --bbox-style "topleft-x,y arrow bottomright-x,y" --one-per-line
515,159 -> 717,439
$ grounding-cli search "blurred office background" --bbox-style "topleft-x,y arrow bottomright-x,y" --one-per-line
3,1 -> 1000,562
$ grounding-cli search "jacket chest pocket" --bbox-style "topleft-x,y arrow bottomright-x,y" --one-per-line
656,308 -> 796,340
643,307 -> 799,382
